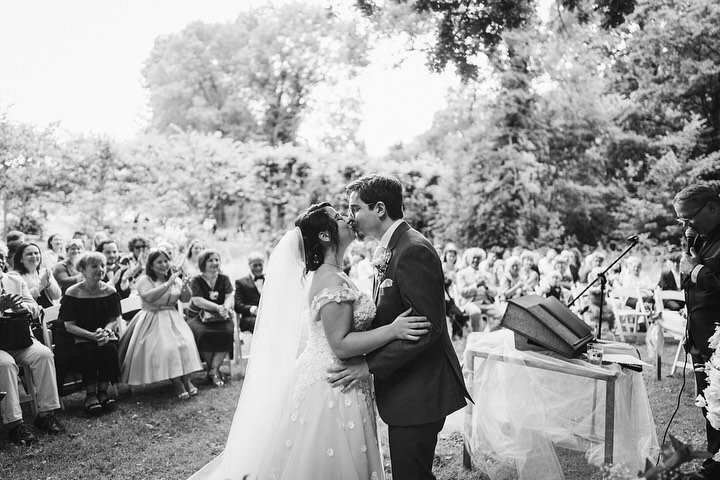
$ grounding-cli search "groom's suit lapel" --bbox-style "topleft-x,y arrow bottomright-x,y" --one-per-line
373,221 -> 411,305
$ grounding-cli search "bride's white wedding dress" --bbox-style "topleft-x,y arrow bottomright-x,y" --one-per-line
252,284 -> 384,480
190,229 -> 383,480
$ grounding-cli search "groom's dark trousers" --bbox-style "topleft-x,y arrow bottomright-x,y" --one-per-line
367,221 -> 472,480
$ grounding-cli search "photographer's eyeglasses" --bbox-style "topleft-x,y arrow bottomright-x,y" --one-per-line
677,203 -> 706,225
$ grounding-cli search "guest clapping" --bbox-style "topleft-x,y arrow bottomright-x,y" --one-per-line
178,239 -> 204,279
13,243 -> 61,308
187,250 -> 234,387
42,233 -> 64,269
55,253 -> 121,413
52,239 -> 84,294
118,250 -> 202,399
117,236 -> 150,298
96,239 -> 124,288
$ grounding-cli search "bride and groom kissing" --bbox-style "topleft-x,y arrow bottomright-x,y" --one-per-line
190,174 -> 472,480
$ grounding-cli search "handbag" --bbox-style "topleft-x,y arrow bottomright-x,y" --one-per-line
0,311 -> 33,350
200,309 -> 227,323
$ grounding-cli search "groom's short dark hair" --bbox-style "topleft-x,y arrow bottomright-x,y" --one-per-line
346,174 -> 404,220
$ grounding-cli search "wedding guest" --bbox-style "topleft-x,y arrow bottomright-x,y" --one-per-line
42,233 -> 64,269
538,271 -> 569,302
118,249 -> 202,399
537,248 -> 558,277
617,256 -> 654,309
442,243 -> 459,287
497,256 -> 526,300
579,251 -> 606,283
178,239 -> 204,279
456,248 -> 500,331
55,252 -> 122,413
580,266 -> 616,334
52,239 -> 84,294
551,255 -> 574,290
348,240 -> 375,296
658,253 -> 684,311
519,250 -> 539,293
96,239 -> 124,287
234,252 -> 265,334
13,243 -> 61,308
91,231 -> 109,251
187,249 -> 234,387
6,231 -> 26,271
117,236 -> 150,298
0,241 -> 64,445
566,248 -> 583,283
674,183 -> 720,478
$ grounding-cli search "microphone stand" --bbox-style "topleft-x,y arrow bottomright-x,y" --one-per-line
568,236 -> 640,340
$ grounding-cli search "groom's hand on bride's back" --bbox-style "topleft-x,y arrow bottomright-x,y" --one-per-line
327,356 -> 369,392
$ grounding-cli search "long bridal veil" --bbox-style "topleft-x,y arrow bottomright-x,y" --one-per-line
190,228 -> 309,480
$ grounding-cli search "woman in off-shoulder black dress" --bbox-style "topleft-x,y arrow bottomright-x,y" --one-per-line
55,252 -> 122,413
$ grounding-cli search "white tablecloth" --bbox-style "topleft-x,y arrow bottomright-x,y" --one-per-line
463,330 -> 659,480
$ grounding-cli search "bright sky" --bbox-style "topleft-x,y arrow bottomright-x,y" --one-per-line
0,0 -> 457,156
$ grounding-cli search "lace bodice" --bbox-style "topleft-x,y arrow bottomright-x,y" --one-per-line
292,284 -> 376,403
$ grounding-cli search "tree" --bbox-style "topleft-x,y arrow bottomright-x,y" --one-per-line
144,2 -> 369,146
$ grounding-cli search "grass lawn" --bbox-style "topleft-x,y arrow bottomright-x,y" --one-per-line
0,335 -> 708,480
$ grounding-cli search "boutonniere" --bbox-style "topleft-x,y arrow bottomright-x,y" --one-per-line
371,248 -> 392,281
209,291 -> 219,301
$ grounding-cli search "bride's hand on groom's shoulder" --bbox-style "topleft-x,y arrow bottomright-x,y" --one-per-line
391,308 -> 430,341
327,357 -> 369,393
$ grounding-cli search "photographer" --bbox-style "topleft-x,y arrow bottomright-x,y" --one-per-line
0,241 -> 64,446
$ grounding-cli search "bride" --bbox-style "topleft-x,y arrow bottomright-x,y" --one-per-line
190,202 -> 430,480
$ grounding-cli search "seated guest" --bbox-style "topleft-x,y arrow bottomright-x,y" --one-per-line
91,231 -> 109,251
118,249 -> 202,399
42,233 -> 64,269
188,250 -> 234,387
657,252 -> 684,311
178,239 -> 204,280
551,254 -> 574,290
55,253 -> 121,413
580,267 -> 616,335
456,248 -> 501,331
0,242 -> 64,445
5,231 -> 26,271
13,243 -> 62,308
579,251 -> 605,283
617,256 -> 655,310
96,239 -> 124,287
348,240 -> 375,296
233,252 -> 265,333
52,239 -> 84,294
537,248 -> 557,277
565,248 -> 583,283
117,236 -> 150,298
442,243 -> 460,287
519,250 -> 540,292
537,271 -> 570,302
497,256 -> 527,300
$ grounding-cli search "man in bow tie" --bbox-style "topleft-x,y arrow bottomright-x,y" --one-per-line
328,174 -> 472,480
674,184 -> 720,480
233,252 -> 265,333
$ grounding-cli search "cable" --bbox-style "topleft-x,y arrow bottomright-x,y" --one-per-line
656,352 -> 689,465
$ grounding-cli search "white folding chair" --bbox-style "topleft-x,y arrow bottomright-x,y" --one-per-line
609,286 -> 649,341
654,289 -> 690,376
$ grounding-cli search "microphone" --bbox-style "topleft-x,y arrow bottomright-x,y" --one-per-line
627,235 -> 639,244
685,227 -> 698,255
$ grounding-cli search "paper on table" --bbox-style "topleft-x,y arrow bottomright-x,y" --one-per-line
603,353 -> 653,367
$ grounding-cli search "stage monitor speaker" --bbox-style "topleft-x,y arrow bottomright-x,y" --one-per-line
500,295 -> 594,358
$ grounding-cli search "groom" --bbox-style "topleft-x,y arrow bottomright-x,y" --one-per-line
328,174 -> 472,480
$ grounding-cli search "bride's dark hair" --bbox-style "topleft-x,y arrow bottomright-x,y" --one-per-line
295,202 -> 339,272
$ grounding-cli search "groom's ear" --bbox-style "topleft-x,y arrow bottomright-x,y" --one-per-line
375,201 -> 387,219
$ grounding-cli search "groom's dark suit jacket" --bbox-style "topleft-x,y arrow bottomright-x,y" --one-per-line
367,221 -> 472,427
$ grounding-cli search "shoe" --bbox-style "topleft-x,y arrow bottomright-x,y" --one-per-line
177,391 -> 190,400
33,413 -> 65,434
208,373 -> 224,388
186,382 -> 198,397
96,391 -> 116,411
84,394 -> 102,414
8,423 -> 39,446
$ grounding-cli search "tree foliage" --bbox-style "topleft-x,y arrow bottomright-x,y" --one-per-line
143,2 -> 369,146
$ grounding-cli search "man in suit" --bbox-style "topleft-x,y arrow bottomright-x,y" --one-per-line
233,252 -> 265,333
674,184 -> 720,479
0,241 -> 64,446
328,174 -> 472,480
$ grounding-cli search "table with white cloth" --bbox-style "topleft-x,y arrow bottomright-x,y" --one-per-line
462,330 -> 659,480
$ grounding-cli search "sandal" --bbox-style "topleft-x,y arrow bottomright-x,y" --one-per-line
186,382 -> 198,397
207,373 -> 224,388
177,391 -> 190,400
84,394 -> 102,414
97,391 -> 117,410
